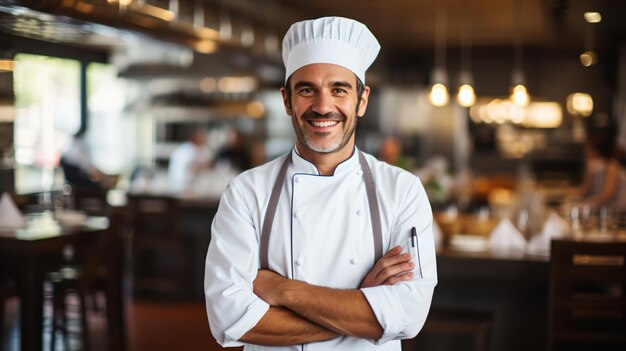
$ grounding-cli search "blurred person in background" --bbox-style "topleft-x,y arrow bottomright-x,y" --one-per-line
584,142 -> 626,213
379,136 -> 409,170
566,130 -> 614,200
168,128 -> 212,194
213,128 -> 253,173
61,129 -> 117,192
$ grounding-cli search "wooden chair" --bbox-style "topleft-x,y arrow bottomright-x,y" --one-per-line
549,239 -> 626,351
129,194 -> 193,298
0,260 -> 18,349
48,213 -> 125,351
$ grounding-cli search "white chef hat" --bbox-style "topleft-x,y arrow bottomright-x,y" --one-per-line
282,16 -> 381,84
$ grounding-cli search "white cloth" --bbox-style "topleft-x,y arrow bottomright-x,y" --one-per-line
432,218 -> 444,250
167,142 -> 211,193
204,148 -> 437,350
0,192 -> 26,229
526,212 -> 569,255
62,137 -> 96,173
488,218 -> 526,252
282,17 -> 381,83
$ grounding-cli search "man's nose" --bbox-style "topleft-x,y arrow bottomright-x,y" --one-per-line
311,91 -> 334,115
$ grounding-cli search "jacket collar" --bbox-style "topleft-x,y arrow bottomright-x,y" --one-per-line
291,146 -> 359,176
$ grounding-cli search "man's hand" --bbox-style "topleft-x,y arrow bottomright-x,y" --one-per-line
360,246 -> 414,288
253,269 -> 288,306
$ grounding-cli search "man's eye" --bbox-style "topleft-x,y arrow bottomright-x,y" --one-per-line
299,88 -> 314,95
333,88 -> 347,94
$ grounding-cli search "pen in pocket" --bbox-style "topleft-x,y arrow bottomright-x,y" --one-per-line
410,227 -> 423,278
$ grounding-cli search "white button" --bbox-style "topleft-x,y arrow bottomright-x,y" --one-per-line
356,209 -> 362,216
296,257 -> 306,266
295,177 -> 302,183
356,170 -> 363,176
350,258 -> 357,265
294,211 -> 299,219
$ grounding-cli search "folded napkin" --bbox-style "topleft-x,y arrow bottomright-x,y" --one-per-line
0,192 -> 26,229
526,211 -> 569,255
488,218 -> 527,252
432,219 -> 444,250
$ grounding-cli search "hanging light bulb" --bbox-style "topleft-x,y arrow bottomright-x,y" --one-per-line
456,0 -> 476,107
580,51 -> 597,67
430,0 -> 448,107
457,84 -> 475,107
510,70 -> 529,107
510,0 -> 529,107
430,69 -> 449,107
430,84 -> 450,107
457,70 -> 475,107
511,84 -> 529,107
580,12 -> 599,67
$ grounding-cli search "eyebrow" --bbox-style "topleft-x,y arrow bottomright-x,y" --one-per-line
294,81 -> 315,90
293,80 -> 354,90
332,81 -> 353,90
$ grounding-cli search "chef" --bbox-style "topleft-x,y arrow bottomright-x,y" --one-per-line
204,16 -> 437,351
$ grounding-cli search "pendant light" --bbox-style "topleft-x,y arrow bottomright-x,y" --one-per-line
456,0 -> 475,107
510,0 -> 529,107
429,0 -> 449,107
580,11 -> 600,67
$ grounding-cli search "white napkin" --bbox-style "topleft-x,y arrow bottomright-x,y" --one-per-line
488,218 -> 527,252
432,219 -> 444,250
0,192 -> 26,229
526,211 -> 569,255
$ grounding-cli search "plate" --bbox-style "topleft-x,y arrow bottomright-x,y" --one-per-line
55,210 -> 86,226
449,234 -> 489,252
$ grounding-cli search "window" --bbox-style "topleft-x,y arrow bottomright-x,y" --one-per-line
13,53 -> 81,194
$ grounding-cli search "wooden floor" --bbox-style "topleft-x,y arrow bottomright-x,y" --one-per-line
1,296 -> 242,351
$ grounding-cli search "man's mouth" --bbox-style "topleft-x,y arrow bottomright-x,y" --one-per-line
308,120 -> 340,128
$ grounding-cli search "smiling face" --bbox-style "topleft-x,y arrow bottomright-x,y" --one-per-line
281,63 -> 370,163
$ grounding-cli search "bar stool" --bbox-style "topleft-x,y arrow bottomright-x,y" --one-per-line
48,214 -> 123,351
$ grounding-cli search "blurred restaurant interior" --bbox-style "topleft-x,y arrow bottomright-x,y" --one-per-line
1,0 -> 626,350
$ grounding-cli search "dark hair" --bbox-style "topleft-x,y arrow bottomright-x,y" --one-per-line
284,74 -> 366,112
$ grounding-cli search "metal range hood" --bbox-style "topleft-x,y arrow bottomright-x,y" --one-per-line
3,0 -> 282,64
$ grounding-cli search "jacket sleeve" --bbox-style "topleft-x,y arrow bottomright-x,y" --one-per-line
204,179 -> 269,347
360,179 -> 438,344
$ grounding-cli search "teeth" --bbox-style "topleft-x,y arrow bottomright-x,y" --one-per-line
310,120 -> 339,127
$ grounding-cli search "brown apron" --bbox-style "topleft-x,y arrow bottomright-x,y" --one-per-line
259,150 -> 383,269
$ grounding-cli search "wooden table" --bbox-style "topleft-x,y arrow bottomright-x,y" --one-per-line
431,230 -> 626,351
0,213 -> 113,351
431,247 -> 550,351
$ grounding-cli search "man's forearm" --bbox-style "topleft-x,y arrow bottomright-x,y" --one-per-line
251,248 -> 413,341
277,279 -> 383,340
240,306 -> 338,346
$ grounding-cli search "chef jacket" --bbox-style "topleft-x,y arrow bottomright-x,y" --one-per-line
204,147 -> 437,350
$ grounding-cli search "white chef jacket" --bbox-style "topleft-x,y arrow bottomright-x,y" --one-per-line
204,147 -> 437,350
168,141 -> 211,193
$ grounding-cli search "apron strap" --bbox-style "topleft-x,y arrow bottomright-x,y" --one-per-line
260,150 -> 383,270
260,153 -> 291,270
358,150 -> 384,264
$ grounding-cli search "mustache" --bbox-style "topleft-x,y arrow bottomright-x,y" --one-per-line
300,110 -> 345,121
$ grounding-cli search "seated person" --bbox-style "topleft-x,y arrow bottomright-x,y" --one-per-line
61,130 -> 116,193
212,128 -> 252,173
379,136 -> 410,170
584,146 -> 626,213
168,128 -> 212,193
566,136 -> 612,199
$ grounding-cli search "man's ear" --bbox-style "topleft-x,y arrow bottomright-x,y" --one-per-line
357,86 -> 371,117
280,87 -> 292,116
